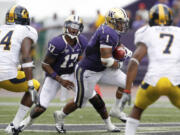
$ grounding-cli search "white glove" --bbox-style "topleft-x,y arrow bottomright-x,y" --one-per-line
119,90 -> 131,111
28,86 -> 38,104
124,47 -> 132,59
118,61 -> 123,69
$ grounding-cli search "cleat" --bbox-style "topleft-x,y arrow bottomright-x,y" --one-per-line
54,111 -> 66,133
106,123 -> 121,132
5,123 -> 22,135
5,123 -> 13,134
108,127 -> 121,132
55,124 -> 66,133
109,108 -> 127,123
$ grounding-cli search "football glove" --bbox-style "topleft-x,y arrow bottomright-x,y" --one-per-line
124,47 -> 132,59
28,86 -> 38,104
119,90 -> 131,110
118,61 -> 123,69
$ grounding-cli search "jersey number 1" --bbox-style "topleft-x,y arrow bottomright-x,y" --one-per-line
160,33 -> 174,54
0,31 -> 14,50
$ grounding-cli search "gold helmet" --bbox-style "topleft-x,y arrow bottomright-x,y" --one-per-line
6,5 -> 30,25
149,4 -> 173,26
105,8 -> 129,33
64,15 -> 84,39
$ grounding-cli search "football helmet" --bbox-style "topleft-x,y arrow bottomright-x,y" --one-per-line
63,15 -> 84,39
6,5 -> 30,25
105,8 -> 129,34
149,4 -> 173,26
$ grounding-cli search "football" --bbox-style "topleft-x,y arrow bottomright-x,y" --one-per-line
113,45 -> 126,61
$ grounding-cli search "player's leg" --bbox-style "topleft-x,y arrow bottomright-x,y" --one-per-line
53,66 -> 88,133
2,71 -> 40,133
99,68 -> 127,122
19,77 -> 60,132
89,94 -> 120,132
78,68 -> 120,132
53,66 -> 119,133
168,85 -> 180,109
53,98 -> 78,133
125,82 -> 159,135
59,73 -> 75,101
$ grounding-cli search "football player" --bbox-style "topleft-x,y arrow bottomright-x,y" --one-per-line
18,15 -> 88,133
52,8 -> 132,133
0,5 -> 40,134
124,4 -> 180,135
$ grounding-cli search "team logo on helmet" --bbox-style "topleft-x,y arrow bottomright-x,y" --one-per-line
63,15 -> 84,39
105,8 -> 129,34
6,5 -> 30,25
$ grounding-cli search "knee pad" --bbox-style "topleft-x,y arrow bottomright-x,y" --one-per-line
89,94 -> 105,110
30,104 -> 46,119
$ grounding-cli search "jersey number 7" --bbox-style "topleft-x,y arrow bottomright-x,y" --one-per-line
160,33 -> 174,54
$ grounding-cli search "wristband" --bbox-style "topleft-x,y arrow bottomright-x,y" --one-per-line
22,61 -> 34,68
130,58 -> 139,65
50,72 -> 58,79
123,89 -> 131,94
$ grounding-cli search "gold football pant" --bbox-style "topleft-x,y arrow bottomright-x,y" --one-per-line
0,71 -> 40,92
135,77 -> 180,110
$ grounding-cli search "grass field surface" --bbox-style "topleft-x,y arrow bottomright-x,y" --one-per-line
0,95 -> 180,135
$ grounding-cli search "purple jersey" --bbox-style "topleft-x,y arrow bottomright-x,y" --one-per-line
79,24 -> 121,72
47,34 -> 88,75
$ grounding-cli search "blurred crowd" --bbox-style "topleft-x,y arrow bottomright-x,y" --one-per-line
30,0 -> 180,60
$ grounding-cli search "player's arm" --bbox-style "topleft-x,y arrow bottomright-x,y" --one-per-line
21,37 -> 38,103
21,37 -> 34,80
125,42 -> 147,91
100,46 -> 119,68
120,44 -> 133,59
119,42 -> 147,107
42,54 -> 74,90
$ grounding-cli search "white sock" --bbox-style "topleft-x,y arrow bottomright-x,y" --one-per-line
61,109 -> 67,118
12,104 -> 30,129
104,116 -> 112,126
20,116 -> 34,131
125,117 -> 140,135
115,98 -> 121,107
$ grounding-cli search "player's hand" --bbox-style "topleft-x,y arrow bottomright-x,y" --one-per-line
59,79 -> 74,90
118,61 -> 123,69
120,89 -> 131,110
28,86 -> 38,104
124,47 -> 132,59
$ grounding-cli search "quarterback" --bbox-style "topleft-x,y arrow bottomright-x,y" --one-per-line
52,8 -> 132,133
124,4 -> 180,135
0,5 -> 40,134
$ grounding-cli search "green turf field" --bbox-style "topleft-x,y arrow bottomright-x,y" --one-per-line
0,96 -> 180,135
